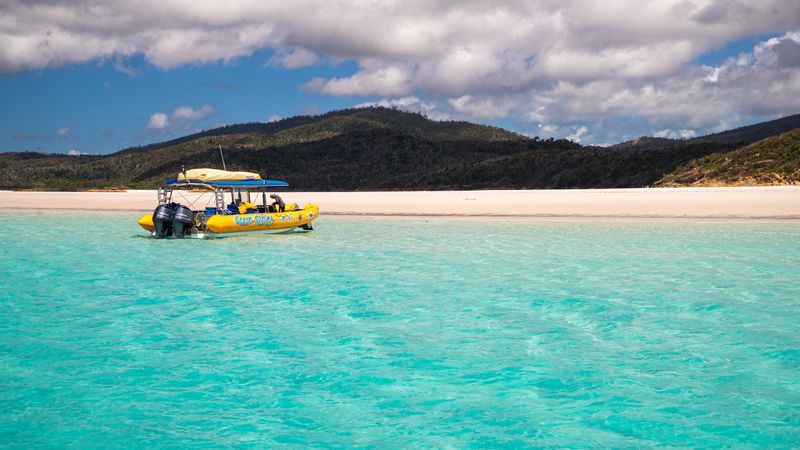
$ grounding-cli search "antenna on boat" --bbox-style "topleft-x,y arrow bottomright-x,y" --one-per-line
218,144 -> 227,171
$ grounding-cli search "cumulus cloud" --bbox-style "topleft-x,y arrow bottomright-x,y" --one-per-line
267,114 -> 282,122
146,112 -> 169,130
304,63 -> 413,96
269,48 -> 319,68
147,104 -> 214,131
448,95 -> 515,120
654,129 -> 697,139
539,124 -> 559,134
113,57 -> 141,77
521,30 -> 800,137
172,104 -> 214,121
355,96 -> 449,120
2,1 -> 800,142
772,38 -> 800,67
56,127 -> 80,140
566,126 -> 588,143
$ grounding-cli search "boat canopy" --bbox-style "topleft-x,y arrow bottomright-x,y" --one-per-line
165,178 -> 289,188
177,168 -> 260,182
167,167 -> 288,188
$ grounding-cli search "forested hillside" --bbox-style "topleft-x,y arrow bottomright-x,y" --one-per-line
1,108 -> 798,190
611,114 -> 800,151
657,128 -> 800,186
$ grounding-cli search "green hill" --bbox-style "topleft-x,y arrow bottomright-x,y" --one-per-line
118,107 -> 525,155
692,114 -> 800,145
656,128 -> 800,186
0,107 -> 529,190
611,113 -> 800,151
608,136 -> 679,151
1,107 -> 798,190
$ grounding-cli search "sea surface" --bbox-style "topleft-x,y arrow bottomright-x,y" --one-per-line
1,211 -> 799,448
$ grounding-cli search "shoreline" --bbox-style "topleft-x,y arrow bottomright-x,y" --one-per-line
5,209 -> 800,221
2,186 -> 800,220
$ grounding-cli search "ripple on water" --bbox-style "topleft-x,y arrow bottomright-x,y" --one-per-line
0,212 -> 799,447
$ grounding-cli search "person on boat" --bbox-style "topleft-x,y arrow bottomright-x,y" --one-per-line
270,193 -> 285,212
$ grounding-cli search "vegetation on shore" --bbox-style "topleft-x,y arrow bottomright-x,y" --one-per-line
1,107 -> 798,190
657,128 -> 800,186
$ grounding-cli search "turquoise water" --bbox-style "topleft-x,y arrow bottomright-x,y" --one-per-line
1,211 -> 799,448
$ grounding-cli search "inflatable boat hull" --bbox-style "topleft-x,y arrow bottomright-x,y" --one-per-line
138,204 -> 318,237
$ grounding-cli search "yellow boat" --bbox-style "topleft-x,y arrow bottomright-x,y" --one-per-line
137,168 -> 318,238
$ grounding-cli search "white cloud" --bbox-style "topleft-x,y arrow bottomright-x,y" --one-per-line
146,112 -> 169,129
355,96 -> 449,120
57,127 -> 70,137
147,104 -> 214,131
267,114 -> 282,122
304,63 -> 413,96
522,30 -> 800,135
269,48 -> 319,68
448,95 -> 514,120
540,124 -> 559,133
566,126 -> 588,142
2,2 -> 798,83
172,104 -> 214,121
2,1 -> 800,142
653,128 -> 697,139
113,57 -> 140,77
654,129 -> 671,138
142,25 -> 277,69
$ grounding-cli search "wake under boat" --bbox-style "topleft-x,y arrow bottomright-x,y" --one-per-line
137,168 -> 318,238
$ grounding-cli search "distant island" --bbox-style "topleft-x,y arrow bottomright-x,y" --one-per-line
1,107 -> 798,191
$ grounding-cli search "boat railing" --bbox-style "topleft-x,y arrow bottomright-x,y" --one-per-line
158,179 -> 289,216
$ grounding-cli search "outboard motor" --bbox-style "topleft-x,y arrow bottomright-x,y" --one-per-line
152,204 -> 175,238
171,204 -> 194,238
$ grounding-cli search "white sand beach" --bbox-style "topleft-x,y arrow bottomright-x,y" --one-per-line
2,186 -> 799,219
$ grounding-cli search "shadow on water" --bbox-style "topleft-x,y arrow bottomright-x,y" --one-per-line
131,228 -> 315,241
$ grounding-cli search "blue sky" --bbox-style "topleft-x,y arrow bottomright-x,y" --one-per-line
2,53 -> 371,153
1,1 -> 799,153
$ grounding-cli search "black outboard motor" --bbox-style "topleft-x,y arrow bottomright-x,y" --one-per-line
172,204 -> 194,238
152,204 -> 175,238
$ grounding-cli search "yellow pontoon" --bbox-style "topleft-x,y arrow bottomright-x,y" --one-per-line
137,168 -> 318,238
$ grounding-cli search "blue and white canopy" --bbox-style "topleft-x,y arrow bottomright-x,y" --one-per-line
165,168 -> 288,188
